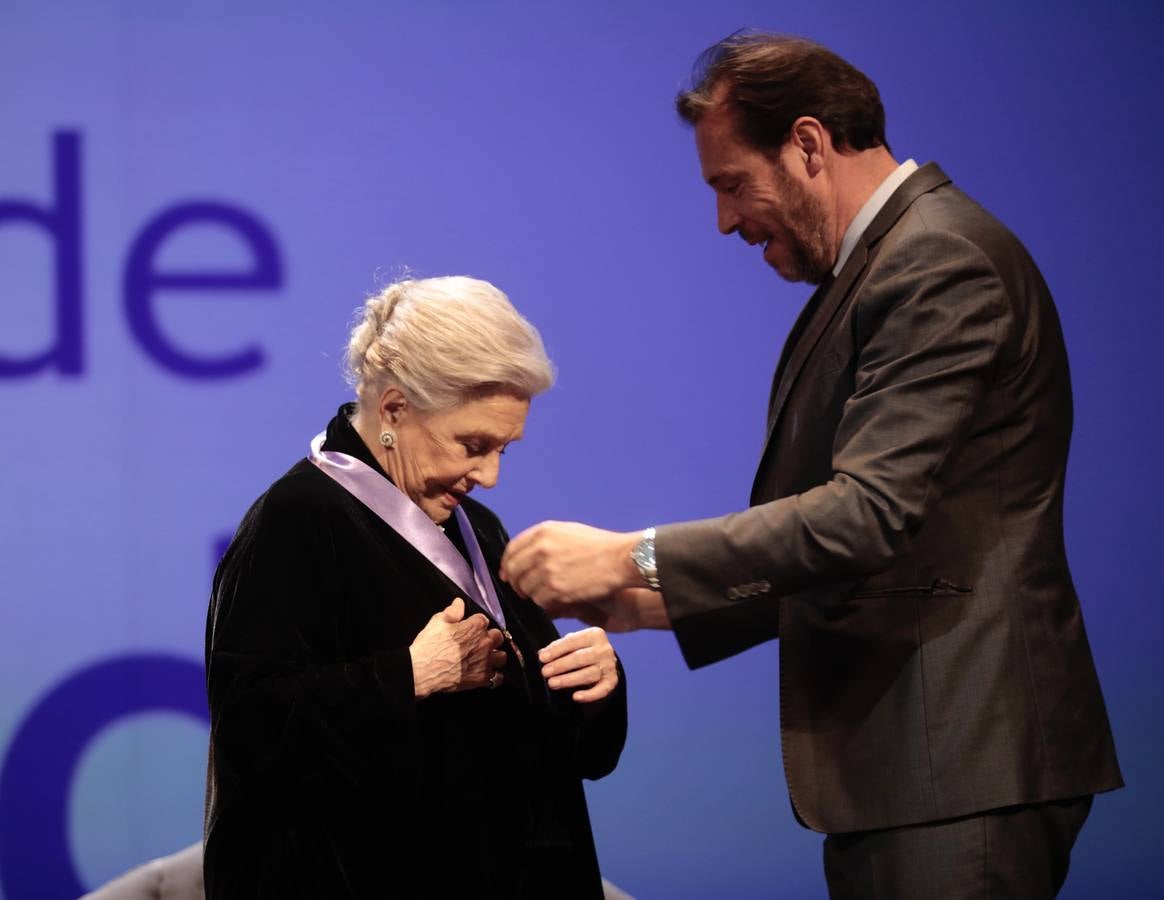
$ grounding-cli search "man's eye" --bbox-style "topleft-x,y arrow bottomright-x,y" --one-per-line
462,442 -> 483,455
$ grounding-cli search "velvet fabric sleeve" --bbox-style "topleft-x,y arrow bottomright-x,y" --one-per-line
206,471 -> 420,807
570,657 -> 627,781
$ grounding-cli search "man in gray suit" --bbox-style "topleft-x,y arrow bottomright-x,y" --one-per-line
500,33 -> 1122,898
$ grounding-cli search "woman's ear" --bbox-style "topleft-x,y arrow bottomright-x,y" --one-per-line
378,386 -> 409,426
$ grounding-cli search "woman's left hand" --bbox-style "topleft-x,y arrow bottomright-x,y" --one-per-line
538,627 -> 619,703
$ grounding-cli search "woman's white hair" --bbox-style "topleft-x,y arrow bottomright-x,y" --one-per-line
346,275 -> 555,411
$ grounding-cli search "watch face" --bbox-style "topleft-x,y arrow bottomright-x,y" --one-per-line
633,537 -> 655,571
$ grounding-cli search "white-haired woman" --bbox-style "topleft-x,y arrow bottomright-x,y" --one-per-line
204,276 -> 626,899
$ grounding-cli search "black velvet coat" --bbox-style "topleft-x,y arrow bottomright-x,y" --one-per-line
204,408 -> 627,898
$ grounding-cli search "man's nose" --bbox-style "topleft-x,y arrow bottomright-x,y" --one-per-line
716,194 -> 740,235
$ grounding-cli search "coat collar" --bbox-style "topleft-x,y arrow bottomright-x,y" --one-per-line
322,402 -> 388,476
749,163 -> 952,504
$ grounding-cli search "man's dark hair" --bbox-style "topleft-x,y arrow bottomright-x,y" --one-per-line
676,32 -> 890,154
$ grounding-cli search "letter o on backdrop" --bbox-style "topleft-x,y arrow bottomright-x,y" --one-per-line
0,654 -> 206,899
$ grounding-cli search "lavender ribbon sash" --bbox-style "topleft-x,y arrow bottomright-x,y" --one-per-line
309,433 -> 506,626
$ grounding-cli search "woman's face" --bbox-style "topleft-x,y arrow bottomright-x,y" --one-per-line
387,392 -> 530,524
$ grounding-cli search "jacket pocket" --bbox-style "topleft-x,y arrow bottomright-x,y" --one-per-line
852,578 -> 972,598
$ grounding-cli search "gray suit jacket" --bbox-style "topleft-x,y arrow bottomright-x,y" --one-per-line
657,163 -> 1123,834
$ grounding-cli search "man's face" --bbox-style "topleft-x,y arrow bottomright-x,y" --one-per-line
694,102 -> 835,284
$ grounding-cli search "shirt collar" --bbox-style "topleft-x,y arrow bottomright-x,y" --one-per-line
832,158 -> 918,277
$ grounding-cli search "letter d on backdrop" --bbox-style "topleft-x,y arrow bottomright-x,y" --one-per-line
0,131 -> 83,378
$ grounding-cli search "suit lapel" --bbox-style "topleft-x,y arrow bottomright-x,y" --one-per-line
750,163 -> 952,504
763,276 -> 832,422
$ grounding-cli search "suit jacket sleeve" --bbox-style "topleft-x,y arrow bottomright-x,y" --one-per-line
657,227 -> 1010,667
206,483 -> 420,802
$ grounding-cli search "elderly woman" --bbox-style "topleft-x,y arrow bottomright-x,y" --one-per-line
203,276 -> 626,899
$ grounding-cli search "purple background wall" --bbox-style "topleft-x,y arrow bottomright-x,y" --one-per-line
1,1 -> 1160,896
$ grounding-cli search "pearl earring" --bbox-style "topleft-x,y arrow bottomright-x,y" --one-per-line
378,429 -> 397,448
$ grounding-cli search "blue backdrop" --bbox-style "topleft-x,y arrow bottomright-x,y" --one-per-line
1,1 -> 1161,897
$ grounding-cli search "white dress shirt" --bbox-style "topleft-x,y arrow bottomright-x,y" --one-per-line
832,159 -> 919,277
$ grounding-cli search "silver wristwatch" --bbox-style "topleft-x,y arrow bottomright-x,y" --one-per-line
630,526 -> 662,591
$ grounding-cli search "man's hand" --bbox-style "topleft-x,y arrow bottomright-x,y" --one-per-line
499,521 -> 642,605
550,589 -> 671,633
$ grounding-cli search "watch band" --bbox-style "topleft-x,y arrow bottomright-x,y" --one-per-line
631,526 -> 661,591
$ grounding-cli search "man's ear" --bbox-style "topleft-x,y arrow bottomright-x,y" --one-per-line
377,386 -> 409,426
789,116 -> 829,177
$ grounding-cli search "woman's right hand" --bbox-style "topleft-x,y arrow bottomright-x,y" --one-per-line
409,597 -> 507,698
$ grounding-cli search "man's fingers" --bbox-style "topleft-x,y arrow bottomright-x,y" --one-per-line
498,544 -> 519,582
499,523 -> 547,582
508,560 -> 553,604
507,522 -> 552,555
501,521 -> 594,604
